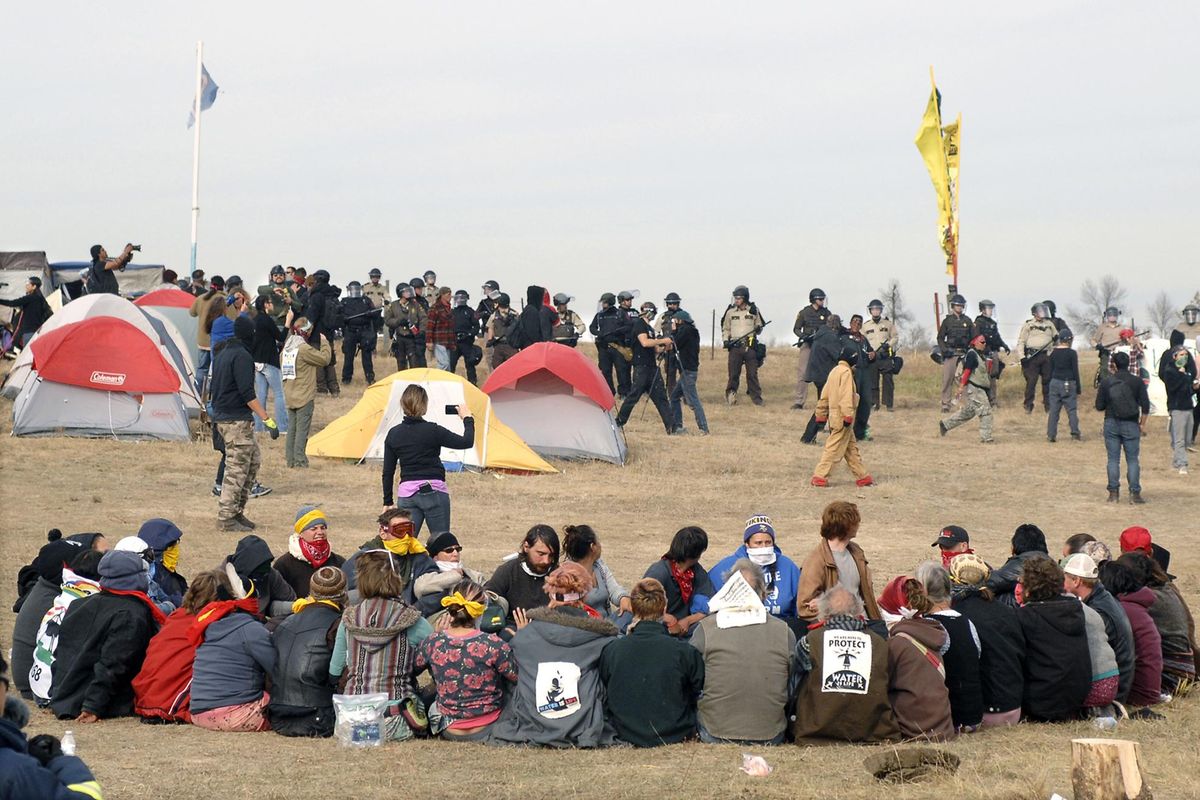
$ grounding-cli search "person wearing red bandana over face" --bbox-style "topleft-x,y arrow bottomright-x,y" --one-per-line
932,525 -> 977,570
273,505 -> 346,599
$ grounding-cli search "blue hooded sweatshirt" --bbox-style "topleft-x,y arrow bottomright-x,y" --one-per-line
709,545 -> 801,618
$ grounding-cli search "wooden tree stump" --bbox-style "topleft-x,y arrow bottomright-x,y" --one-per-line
1071,738 -> 1152,800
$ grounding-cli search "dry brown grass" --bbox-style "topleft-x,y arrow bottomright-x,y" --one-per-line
2,345 -> 1197,800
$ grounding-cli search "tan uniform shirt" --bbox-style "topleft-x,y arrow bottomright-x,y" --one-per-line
551,309 -> 585,341
721,304 -> 764,342
1173,321 -> 1200,345
363,282 -> 390,309
1017,318 -> 1057,357
862,316 -> 898,352
1090,322 -> 1124,349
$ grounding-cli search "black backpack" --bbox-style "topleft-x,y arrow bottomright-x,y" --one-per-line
1106,378 -> 1139,420
323,294 -> 345,332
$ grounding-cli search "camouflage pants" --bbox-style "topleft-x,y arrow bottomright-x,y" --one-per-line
217,420 -> 261,522
942,385 -> 993,442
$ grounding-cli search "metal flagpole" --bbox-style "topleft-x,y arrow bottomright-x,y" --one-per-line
190,40 -> 203,276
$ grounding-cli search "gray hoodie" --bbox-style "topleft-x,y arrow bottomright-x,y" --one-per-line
190,613 -> 276,714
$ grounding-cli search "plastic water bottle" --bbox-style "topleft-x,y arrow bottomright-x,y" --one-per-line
1093,716 -> 1117,731
61,731 -> 76,756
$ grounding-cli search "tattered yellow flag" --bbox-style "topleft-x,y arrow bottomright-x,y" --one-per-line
914,75 -> 959,278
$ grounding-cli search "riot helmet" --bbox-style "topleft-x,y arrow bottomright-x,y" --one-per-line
949,294 -> 966,309
1182,304 -> 1199,325
809,288 -> 826,304
664,292 -> 681,305
600,292 -> 616,307
1031,303 -> 1048,319
346,280 -> 363,298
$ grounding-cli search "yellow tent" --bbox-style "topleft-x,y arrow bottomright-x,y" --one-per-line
306,368 -> 556,474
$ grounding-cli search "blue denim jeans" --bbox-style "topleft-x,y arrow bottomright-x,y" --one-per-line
1103,418 -> 1141,492
697,723 -> 784,746
254,364 -> 288,432
669,369 -> 709,433
196,348 -> 212,395
397,488 -> 451,538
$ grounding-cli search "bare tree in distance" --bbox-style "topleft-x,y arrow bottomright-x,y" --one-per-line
1146,291 -> 1179,338
878,278 -> 930,350
1065,275 -> 1129,340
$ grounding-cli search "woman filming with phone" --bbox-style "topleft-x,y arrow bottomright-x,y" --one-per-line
381,385 -> 476,538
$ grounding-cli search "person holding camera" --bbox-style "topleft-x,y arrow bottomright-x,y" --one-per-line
86,242 -> 136,295
381,385 -> 476,538
0,276 -> 52,348
211,316 -> 281,531
668,310 -> 709,435
615,302 -> 675,432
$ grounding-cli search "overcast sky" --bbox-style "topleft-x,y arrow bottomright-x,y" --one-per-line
3,1 -> 1196,341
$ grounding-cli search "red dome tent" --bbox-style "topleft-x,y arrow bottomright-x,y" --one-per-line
482,342 -> 627,464
12,317 -> 190,440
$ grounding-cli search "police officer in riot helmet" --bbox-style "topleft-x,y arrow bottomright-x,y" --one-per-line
1090,305 -> 1124,381
612,290 -> 640,395
551,293 -> 586,347
384,283 -> 427,371
476,280 -> 501,331
793,288 -> 831,409
448,289 -> 482,384
589,291 -> 629,397
974,299 -> 1010,405
1042,299 -> 1068,333
339,280 -> 378,384
936,294 -> 975,412
1017,302 -> 1058,413
722,285 -> 766,406
862,298 -> 900,411
1176,302 -> 1200,342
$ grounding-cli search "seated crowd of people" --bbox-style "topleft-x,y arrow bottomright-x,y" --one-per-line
4,501 -> 1196,791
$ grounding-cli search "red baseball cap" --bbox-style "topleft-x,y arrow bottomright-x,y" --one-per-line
1119,526 -> 1152,556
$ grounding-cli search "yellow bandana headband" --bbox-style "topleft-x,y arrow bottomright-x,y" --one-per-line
441,592 -> 485,618
294,509 -> 329,535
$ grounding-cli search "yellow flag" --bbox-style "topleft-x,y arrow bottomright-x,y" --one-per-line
941,114 -> 960,275
914,86 -> 951,233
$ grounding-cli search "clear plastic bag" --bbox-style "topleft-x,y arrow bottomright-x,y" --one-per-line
333,693 -> 389,747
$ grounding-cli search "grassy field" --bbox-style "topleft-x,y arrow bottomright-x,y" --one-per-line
2,344 -> 1197,800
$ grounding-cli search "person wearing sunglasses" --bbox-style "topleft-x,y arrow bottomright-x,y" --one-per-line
412,532 -> 487,616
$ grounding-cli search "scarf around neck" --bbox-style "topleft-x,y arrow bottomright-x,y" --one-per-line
294,534 -> 332,568
666,558 -> 695,606
188,598 -> 260,646
105,588 -> 168,627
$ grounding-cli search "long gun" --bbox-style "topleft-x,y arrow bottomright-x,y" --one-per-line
727,320 -> 771,348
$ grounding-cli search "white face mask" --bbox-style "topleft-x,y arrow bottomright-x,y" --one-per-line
746,546 -> 776,566
435,560 -> 460,573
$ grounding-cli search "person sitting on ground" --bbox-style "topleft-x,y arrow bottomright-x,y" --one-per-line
1081,539 -> 1113,567
690,559 -> 795,745
224,536 -> 296,625
797,501 -> 881,624
413,532 -> 489,618
791,585 -> 900,743
0,648 -> 105,800
136,518 -> 188,612
189,566 -> 275,732
1015,556 -> 1091,721
28,551 -> 104,707
414,579 -> 517,741
133,569 -> 224,724
11,534 -> 96,700
490,562 -> 619,747
563,525 -> 632,628
600,578 -> 706,747
1062,547 -> 1136,704
380,384 -> 476,537
1118,552 -> 1197,697
50,550 -> 166,722
343,509 -> 436,604
947,554 -> 1025,728
932,525 -> 977,569
642,526 -> 714,637
710,515 -> 802,633
268,566 -> 348,737
1118,525 -> 1172,577
486,525 -> 561,625
112,535 -> 174,614
1060,554 -> 1122,719
878,575 -> 954,741
330,552 -> 433,741
1098,560 -> 1164,715
916,561 -> 983,733
273,506 -> 346,599
986,523 -> 1050,607
1061,532 -> 1096,558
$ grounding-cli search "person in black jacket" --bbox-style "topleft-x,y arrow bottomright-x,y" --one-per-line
667,310 -> 708,435
380,384 -> 476,537
1158,330 -> 1197,474
252,294 -> 290,434
1096,351 -> 1150,503
0,276 -> 52,348
448,289 -> 482,385
1014,556 -> 1091,721
515,285 -> 554,349
338,281 -> 377,385
1046,329 -> 1081,442
986,524 -> 1050,607
85,243 -> 134,295
948,553 -> 1025,727
49,551 -> 164,721
918,560 -> 983,732
590,293 -> 628,397
614,302 -> 674,433
268,565 -> 346,737
210,315 -> 280,532
847,315 -> 876,440
224,535 -> 297,624
303,269 -> 341,396
800,315 -> 846,444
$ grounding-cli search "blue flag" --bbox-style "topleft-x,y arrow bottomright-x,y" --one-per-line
187,64 -> 219,129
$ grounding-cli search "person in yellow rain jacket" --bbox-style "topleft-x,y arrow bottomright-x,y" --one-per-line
811,344 -> 874,488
